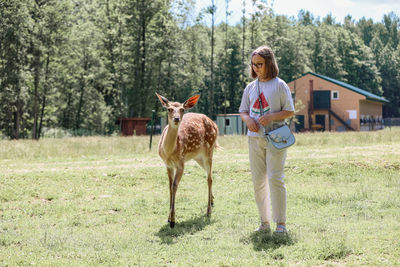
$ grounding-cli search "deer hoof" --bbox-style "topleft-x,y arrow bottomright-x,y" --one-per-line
207,208 -> 212,217
170,221 -> 175,228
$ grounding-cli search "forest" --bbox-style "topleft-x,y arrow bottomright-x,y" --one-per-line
0,0 -> 399,139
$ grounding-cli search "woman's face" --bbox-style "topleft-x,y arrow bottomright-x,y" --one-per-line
251,54 -> 266,79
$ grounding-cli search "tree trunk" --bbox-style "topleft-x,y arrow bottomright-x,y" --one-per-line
32,52 -> 40,140
38,52 -> 50,139
13,105 -> 20,139
12,61 -> 22,139
224,0 -> 230,135
76,78 -> 85,131
105,0 -> 117,107
62,89 -> 73,129
139,0 -> 146,116
132,0 -> 146,117
242,0 -> 246,89
209,0 -> 215,119
76,45 -> 90,131
38,93 -> 46,139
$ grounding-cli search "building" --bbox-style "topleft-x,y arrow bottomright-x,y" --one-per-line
119,117 -> 151,136
288,72 -> 389,132
216,114 -> 247,135
162,114 -> 247,136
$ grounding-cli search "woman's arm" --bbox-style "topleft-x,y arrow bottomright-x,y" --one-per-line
240,112 -> 260,132
258,110 -> 294,127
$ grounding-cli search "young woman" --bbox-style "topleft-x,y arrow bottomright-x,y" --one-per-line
239,46 -> 295,233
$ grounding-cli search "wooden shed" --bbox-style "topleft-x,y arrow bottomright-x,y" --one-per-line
160,114 -> 246,136
288,72 -> 389,132
120,117 -> 151,136
216,114 -> 247,135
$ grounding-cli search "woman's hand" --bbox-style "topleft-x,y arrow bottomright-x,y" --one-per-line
246,117 -> 260,132
258,114 -> 273,126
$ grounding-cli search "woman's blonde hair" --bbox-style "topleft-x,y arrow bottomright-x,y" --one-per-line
250,46 -> 279,79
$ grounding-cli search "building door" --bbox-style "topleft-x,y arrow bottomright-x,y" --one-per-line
313,91 -> 331,109
316,115 -> 326,131
295,115 -> 304,132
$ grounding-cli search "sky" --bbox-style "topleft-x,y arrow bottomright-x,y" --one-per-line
195,0 -> 400,25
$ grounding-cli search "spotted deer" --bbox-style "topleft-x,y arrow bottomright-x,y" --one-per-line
156,93 -> 220,228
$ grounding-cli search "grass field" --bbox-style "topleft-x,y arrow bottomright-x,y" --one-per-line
1,128 -> 400,266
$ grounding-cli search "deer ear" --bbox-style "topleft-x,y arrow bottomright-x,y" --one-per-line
156,93 -> 169,108
183,95 -> 200,109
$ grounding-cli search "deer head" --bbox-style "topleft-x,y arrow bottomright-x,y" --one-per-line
156,93 -> 200,128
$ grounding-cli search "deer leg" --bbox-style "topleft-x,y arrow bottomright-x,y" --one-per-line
169,166 -> 184,228
206,158 -> 213,216
195,157 -> 214,210
167,167 -> 174,215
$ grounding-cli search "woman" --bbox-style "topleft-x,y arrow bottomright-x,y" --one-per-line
239,46 -> 295,233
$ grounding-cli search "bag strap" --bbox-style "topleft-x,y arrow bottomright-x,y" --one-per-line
257,79 -> 290,135
256,79 -> 268,136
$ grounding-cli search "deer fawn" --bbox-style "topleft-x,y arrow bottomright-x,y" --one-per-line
156,93 -> 220,228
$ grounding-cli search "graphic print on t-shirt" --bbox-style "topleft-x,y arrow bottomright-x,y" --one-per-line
251,92 -> 270,114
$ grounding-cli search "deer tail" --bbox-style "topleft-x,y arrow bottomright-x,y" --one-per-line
214,143 -> 223,151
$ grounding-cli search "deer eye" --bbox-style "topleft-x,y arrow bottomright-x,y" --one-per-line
167,108 -> 173,112
179,108 -> 184,113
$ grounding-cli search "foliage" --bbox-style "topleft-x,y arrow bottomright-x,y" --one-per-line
1,0 -> 400,139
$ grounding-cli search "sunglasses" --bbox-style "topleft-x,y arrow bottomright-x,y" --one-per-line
251,62 -> 264,68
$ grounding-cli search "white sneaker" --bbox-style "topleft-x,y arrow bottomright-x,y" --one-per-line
275,224 -> 287,234
254,222 -> 271,232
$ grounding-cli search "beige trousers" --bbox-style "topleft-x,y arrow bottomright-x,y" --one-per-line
248,136 -> 287,224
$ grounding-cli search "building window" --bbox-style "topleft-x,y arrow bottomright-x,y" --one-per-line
332,90 -> 339,100
225,118 -> 230,126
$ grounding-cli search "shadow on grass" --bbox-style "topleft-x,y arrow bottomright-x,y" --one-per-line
156,214 -> 214,244
241,231 -> 296,252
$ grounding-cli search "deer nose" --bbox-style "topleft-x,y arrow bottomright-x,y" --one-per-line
173,117 -> 180,123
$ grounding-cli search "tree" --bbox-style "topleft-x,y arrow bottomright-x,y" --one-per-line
383,12 -> 399,49
374,44 -> 400,117
298,9 -> 315,26
359,12 -> 400,116
357,17 -> 375,46
95,0 -> 128,133
311,25 -> 345,79
249,0 -> 267,50
337,28 -> 382,95
0,0 -> 30,139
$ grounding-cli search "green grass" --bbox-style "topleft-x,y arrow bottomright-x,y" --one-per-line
1,128 -> 400,266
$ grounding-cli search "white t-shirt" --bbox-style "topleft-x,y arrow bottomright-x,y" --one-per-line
239,77 -> 295,137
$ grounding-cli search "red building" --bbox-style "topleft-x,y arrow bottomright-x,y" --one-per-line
120,118 -> 150,136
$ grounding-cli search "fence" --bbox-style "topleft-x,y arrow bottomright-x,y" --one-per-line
384,118 -> 400,127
